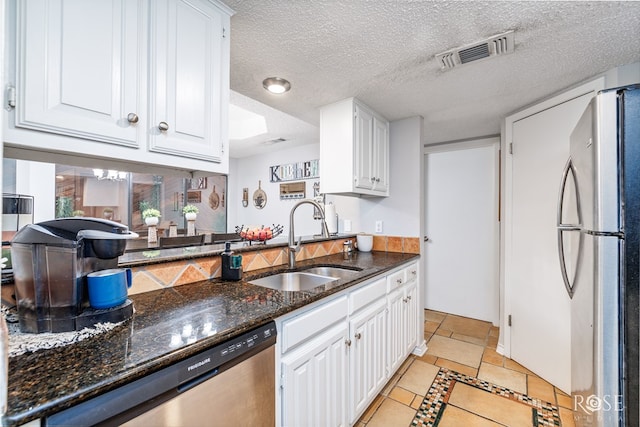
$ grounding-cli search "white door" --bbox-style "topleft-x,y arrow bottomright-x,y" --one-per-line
508,92 -> 595,393
424,140 -> 499,324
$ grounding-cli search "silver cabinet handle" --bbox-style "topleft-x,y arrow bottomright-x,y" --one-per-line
127,113 -> 139,124
354,332 -> 362,340
158,121 -> 169,132
345,339 -> 352,347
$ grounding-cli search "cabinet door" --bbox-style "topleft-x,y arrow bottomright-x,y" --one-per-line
354,103 -> 374,190
148,0 -> 228,162
281,323 -> 349,427
403,281 -> 418,355
349,298 -> 387,423
387,288 -> 405,374
15,0 -> 140,147
372,117 -> 389,193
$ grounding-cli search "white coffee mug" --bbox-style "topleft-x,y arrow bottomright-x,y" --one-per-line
356,234 -> 373,252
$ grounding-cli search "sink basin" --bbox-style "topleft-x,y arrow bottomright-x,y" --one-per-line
248,272 -> 337,292
300,266 -> 361,280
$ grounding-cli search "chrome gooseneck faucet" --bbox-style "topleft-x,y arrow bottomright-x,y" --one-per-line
288,199 -> 330,269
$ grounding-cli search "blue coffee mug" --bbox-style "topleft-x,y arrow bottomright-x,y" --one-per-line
87,268 -> 132,309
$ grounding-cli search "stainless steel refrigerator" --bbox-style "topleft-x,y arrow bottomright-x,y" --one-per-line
557,85 -> 639,427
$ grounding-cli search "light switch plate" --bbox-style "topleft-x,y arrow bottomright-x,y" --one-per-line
344,219 -> 352,232
375,220 -> 383,233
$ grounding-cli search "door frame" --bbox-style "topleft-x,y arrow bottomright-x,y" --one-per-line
501,78 -> 605,358
423,136 -> 501,324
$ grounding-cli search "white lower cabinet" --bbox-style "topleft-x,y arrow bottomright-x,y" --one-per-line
281,322 -> 349,427
387,286 -> 406,374
278,261 -> 420,427
348,297 -> 387,423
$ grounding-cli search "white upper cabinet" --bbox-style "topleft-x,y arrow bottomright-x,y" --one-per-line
13,0 -> 141,147
148,0 -> 227,162
4,0 -> 233,174
320,98 -> 390,197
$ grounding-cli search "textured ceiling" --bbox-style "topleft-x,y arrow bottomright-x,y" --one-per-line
226,0 -> 640,155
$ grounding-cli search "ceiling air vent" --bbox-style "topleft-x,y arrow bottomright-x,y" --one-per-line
436,30 -> 515,70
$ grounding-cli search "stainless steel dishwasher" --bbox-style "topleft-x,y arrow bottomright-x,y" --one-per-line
45,321 -> 276,427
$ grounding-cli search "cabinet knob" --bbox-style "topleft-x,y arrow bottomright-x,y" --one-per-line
411,270 -> 417,276
158,121 -> 169,132
127,113 -> 139,124
355,332 -> 362,340
407,295 -> 412,300
375,178 -> 380,183
396,279 -> 402,284
345,339 -> 352,347
403,298 -> 408,303
370,177 -> 375,182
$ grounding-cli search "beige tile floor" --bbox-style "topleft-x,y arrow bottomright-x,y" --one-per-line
356,309 -> 576,427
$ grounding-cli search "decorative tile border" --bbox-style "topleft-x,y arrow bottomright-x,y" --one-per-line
412,368 -> 561,426
128,236 -> 421,294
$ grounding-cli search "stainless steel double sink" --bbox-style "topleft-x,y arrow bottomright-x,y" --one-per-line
248,266 -> 362,292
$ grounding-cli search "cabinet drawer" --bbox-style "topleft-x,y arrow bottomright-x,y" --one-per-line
387,270 -> 406,292
405,263 -> 418,284
281,296 -> 348,353
349,278 -> 387,314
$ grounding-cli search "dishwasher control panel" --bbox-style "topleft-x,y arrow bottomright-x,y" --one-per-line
176,321 -> 277,384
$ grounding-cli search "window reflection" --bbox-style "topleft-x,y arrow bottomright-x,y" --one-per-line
54,165 -> 228,236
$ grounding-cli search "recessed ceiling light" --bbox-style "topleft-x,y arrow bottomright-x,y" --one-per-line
263,77 -> 291,94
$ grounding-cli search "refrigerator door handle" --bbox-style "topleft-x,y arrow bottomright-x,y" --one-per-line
556,158 -> 581,299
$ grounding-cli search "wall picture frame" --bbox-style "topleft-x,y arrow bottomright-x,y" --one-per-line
187,190 -> 201,204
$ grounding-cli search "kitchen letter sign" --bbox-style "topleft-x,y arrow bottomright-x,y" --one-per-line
270,159 -> 319,182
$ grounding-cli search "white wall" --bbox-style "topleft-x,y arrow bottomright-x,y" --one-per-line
228,144 -> 325,237
360,116 -> 423,237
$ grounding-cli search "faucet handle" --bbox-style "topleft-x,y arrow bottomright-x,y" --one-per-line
290,236 -> 302,252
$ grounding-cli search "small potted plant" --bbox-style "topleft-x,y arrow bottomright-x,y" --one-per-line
142,208 -> 161,226
183,205 -> 199,221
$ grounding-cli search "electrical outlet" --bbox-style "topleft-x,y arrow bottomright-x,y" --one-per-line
344,219 -> 352,232
375,220 -> 383,233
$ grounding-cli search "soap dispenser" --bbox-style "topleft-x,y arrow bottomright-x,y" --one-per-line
221,242 -> 242,281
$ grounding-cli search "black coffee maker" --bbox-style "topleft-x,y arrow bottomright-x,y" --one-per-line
10,218 -> 138,333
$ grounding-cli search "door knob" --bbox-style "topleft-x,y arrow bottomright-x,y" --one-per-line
127,113 -> 139,123
158,121 -> 169,132
424,236 -> 430,242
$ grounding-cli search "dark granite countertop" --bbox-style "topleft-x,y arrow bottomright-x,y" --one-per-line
3,250 -> 418,427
